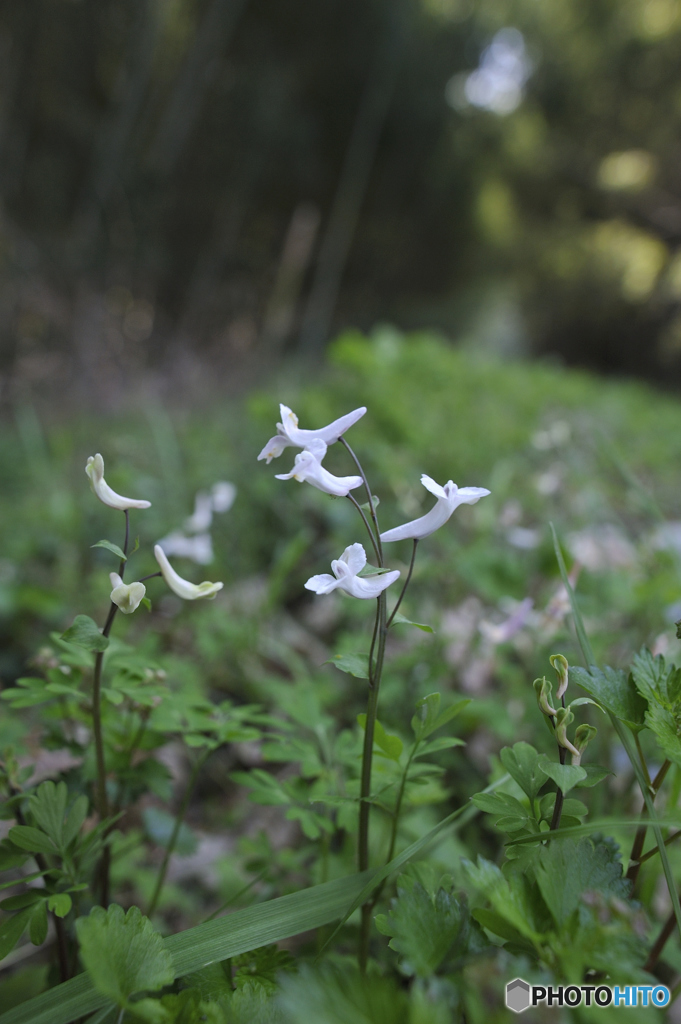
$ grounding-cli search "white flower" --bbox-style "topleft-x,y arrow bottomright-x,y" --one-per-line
380,475 -> 490,542
184,491 -> 214,533
154,545 -> 223,600
258,404 -> 366,463
109,573 -> 146,614
85,454 -> 151,511
275,439 -> 363,497
305,543 -> 400,599
157,530 -> 214,565
211,481 -> 237,513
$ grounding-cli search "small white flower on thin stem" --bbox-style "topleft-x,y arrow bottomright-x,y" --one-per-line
258,404 -> 367,463
86,454 -> 151,511
380,475 -> 490,542
109,573 -> 146,615
154,545 -> 224,600
305,543 -> 400,600
275,439 -> 363,497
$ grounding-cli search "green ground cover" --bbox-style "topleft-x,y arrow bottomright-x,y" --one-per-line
2,330 -> 681,1020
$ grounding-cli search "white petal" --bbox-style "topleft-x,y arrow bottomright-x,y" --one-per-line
184,492 -> 213,532
158,531 -> 214,565
85,454 -> 151,510
270,405 -> 366,448
313,406 -> 367,444
340,569 -> 401,599
211,481 -> 236,513
339,542 -> 367,575
110,578 -> 146,614
154,545 -> 223,600
380,499 -> 452,542
450,486 -> 491,505
304,573 -> 341,595
257,434 -> 293,463
275,450 -> 362,496
421,474 -> 448,499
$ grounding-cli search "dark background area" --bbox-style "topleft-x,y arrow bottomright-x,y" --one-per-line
1,0 -> 681,405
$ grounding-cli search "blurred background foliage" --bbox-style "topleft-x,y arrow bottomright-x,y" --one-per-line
2,0 -> 681,401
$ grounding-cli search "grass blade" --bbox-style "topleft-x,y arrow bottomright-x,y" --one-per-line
0,871 -> 376,1024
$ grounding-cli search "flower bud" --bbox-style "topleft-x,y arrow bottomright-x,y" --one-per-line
554,706 -> 580,758
550,653 -> 569,700
533,676 -> 557,717
571,723 -> 597,766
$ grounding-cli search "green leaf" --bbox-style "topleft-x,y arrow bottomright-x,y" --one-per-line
75,905 -> 175,1007
472,907 -> 533,950
29,781 -> 68,849
61,616 -> 109,654
91,541 -> 126,562
415,737 -> 465,757
8,827 -> 58,856
536,757 -> 587,795
0,891 -> 44,912
357,716 -> 403,761
0,678 -> 52,708
570,665 -> 646,732
499,743 -> 547,802
62,796 -> 89,848
410,694 -> 468,741
231,944 -> 294,994
375,881 -> 471,976
324,653 -> 369,678
390,612 -> 434,633
47,894 -> 73,918
533,837 -> 629,927
141,598 -> 152,612
575,764 -> 613,787
29,903 -> 48,946
644,703 -> 681,768
0,908 -> 33,961
1,794 -> 497,1024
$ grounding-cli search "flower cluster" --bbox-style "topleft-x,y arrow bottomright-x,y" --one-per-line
86,453 -> 223,612
258,403 -> 491,599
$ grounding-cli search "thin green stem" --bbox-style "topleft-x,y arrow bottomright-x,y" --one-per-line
386,539 -> 418,628
358,590 -> 387,971
118,509 -> 130,578
549,693 -> 566,832
638,829 -> 681,866
385,744 -> 419,866
645,909 -> 677,973
147,752 -> 207,917
202,868 -> 268,923
339,436 -> 383,565
346,493 -> 381,566
92,601 -> 118,824
627,758 -> 671,885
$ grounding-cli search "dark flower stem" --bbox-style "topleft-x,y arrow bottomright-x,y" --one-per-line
386,539 -> 418,628
339,437 -> 383,565
627,758 -> 671,885
93,509 -> 132,904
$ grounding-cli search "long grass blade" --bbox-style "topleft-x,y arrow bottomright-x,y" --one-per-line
0,871 -> 376,1024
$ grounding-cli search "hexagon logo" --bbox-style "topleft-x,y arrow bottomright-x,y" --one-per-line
506,978 -> 531,1013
